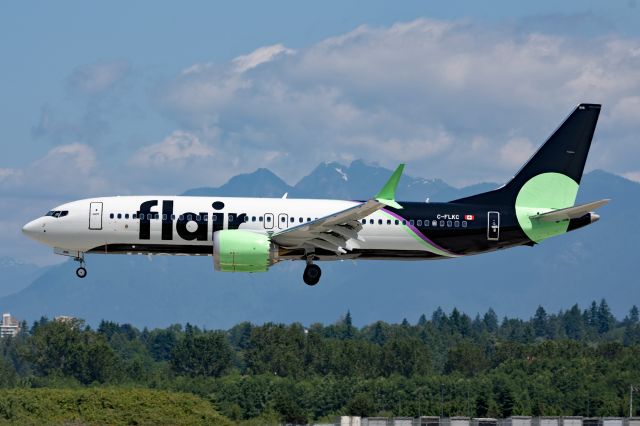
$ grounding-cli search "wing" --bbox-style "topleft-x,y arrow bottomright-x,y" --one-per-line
529,199 -> 610,222
271,164 -> 405,254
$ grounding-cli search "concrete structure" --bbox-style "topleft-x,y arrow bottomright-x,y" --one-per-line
535,417 -> 561,426
505,417 -> 532,426
473,418 -> 497,426
364,418 -> 390,426
0,313 -> 20,337
451,417 -> 471,426
584,418 -> 602,426
339,416 -> 362,426
420,417 -> 441,426
562,417 -> 583,426
330,416 -> 640,426
602,418 -> 623,426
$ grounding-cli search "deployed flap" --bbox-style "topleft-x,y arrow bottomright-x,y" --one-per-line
272,164 -> 405,253
271,200 -> 380,251
530,199 -> 610,222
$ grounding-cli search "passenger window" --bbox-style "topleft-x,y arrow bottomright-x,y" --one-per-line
162,214 -> 167,220
155,213 -> 160,219
439,220 -> 444,227
307,218 -> 311,222
117,213 -> 122,219
378,219 -> 382,225
417,220 -> 422,226
125,214 -> 129,219
281,217 -> 285,223
187,214 -> 192,221
447,220 -> 452,227
244,216 -> 249,222
454,221 -> 459,227
259,216 -> 263,222
387,219 -> 391,225
361,219 -> 366,224
132,213 -> 137,219
370,219 -> 374,224
179,215 -> 184,221
290,217 -> 294,222
462,221 -> 467,228
410,220 -> 414,226
196,215 -> 201,221
147,214 -> 152,220
395,220 -> 399,225
402,220 -> 406,225
252,216 -> 256,222
266,216 -> 271,222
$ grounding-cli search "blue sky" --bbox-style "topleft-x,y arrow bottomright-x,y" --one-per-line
2,1 -> 640,263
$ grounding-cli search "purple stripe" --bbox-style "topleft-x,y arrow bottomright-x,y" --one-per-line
382,209 -> 458,256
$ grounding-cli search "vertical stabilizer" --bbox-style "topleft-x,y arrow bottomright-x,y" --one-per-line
453,103 -> 601,205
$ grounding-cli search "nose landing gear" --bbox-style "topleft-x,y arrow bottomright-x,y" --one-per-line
74,254 -> 87,279
76,266 -> 87,278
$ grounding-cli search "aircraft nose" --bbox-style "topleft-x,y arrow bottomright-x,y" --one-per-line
22,220 -> 40,238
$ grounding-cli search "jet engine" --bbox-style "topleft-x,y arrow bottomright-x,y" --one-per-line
213,230 -> 279,272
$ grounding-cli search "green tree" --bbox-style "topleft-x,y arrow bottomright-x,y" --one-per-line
533,306 -> 548,338
170,331 -> 233,377
445,342 -> 489,377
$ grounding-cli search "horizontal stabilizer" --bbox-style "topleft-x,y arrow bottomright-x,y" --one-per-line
530,199 -> 610,222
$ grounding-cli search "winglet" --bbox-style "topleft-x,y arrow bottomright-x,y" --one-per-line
375,164 -> 404,209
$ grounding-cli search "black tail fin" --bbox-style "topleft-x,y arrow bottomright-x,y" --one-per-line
453,103 -> 601,205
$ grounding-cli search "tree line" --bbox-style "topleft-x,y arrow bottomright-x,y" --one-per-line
0,300 -> 638,424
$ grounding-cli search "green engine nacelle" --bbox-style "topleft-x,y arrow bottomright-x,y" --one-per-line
213,230 -> 278,272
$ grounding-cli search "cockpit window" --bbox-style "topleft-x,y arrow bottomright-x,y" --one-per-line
45,210 -> 68,218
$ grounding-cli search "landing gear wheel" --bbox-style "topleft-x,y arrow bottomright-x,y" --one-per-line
303,264 -> 321,286
76,267 -> 87,279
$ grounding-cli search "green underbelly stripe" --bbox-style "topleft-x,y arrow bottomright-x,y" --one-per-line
381,210 -> 461,258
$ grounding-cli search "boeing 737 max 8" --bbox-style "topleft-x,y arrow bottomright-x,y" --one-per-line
22,104 -> 608,285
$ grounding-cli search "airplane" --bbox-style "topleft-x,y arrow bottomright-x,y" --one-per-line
22,103 -> 609,286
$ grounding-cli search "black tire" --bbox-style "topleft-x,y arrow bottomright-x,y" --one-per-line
76,267 -> 87,279
303,264 -> 321,286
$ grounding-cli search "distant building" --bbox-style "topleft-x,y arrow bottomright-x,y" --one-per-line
0,313 -> 20,337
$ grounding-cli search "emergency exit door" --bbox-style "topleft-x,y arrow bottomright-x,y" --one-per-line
89,202 -> 103,230
487,211 -> 500,240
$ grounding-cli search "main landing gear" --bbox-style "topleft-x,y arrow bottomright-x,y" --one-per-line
303,256 -> 321,286
74,254 -> 87,279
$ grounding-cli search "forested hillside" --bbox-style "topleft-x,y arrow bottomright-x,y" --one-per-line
0,301 -> 638,425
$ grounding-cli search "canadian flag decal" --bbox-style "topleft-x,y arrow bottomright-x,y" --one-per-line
464,214 -> 475,221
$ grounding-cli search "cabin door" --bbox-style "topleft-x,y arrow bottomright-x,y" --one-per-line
89,202 -> 103,230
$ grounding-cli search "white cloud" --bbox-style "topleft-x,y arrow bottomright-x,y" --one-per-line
131,131 -> 215,167
232,44 -> 295,73
623,171 -> 640,182
154,18 -> 640,184
499,138 -> 536,169
0,143 -> 107,197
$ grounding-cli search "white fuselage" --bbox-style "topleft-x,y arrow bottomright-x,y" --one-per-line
22,196 -> 434,260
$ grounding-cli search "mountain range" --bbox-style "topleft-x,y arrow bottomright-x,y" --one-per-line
0,161 -> 636,329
